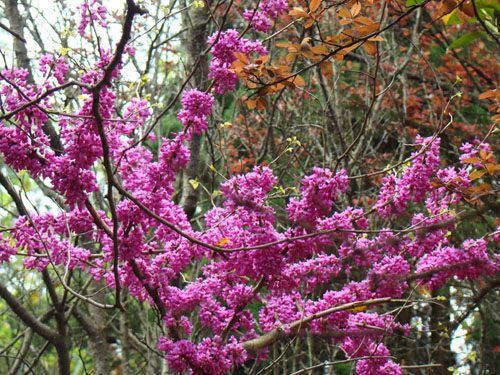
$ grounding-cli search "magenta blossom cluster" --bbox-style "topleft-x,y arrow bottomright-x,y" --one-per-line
77,0 -> 107,36
459,139 -> 492,167
208,29 -> 267,94
177,89 -> 215,135
243,0 -> 288,32
375,136 -> 441,220
2,6 -> 500,375
39,54 -> 68,85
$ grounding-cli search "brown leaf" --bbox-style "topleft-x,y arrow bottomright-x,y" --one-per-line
320,60 -> 333,78
368,35 -> 385,42
233,51 -> 248,64
256,97 -> 267,110
439,0 -> 458,15
286,53 -> 297,63
351,2 -> 361,17
310,0 -> 322,13
479,150 -> 493,160
337,8 -> 351,18
479,90 -> 496,100
289,7 -> 310,18
470,169 -> 486,181
303,18 -> 315,28
484,163 -> 500,175
355,16 -> 374,25
362,41 -> 377,55
246,97 -> 258,109
311,45 -> 329,55
462,157 -> 482,163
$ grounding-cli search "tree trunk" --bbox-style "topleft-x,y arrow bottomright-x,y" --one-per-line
179,1 -> 210,219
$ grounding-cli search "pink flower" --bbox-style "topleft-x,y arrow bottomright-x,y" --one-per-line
177,89 -> 214,135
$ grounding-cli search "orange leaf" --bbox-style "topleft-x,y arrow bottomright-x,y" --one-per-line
246,97 -> 258,109
303,18 -> 315,28
258,86 -> 273,96
439,0 -> 458,15
256,97 -> 267,110
233,51 -> 248,64
337,8 -> 351,18
358,23 -> 380,35
247,80 -> 258,89
479,90 -> 496,100
462,157 -> 482,163
320,60 -> 333,78
351,2 -> 361,17
326,35 -> 342,45
339,19 -> 353,25
362,41 -> 377,55
283,73 -> 305,86
333,53 -> 344,62
285,53 -> 297,62
479,150 -> 493,160
289,7 -> 310,18
355,16 -> 374,25
255,55 -> 269,65
470,169 -> 486,181
310,0 -> 322,13
460,0 -> 474,16
311,45 -> 329,55
338,42 -> 360,56
485,163 -> 500,174
276,42 -> 296,49
368,35 -> 385,42
246,97 -> 267,110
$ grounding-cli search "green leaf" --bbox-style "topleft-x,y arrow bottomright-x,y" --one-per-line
475,0 -> 500,13
406,0 -> 425,8
447,32 -> 486,51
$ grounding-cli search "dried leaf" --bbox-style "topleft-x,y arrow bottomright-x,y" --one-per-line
470,169 -> 486,181
320,60 -> 333,78
479,90 -> 496,100
310,0 -> 322,12
285,53 -> 297,62
311,45 -> 329,54
462,157 -> 482,163
351,1 -> 361,17
479,150 -> 493,160
362,41 -> 377,55
233,51 -> 248,64
484,163 -> 500,175
337,8 -> 351,18
355,16 -> 374,25
439,0 -> 458,15
289,7 -> 310,18
303,18 -> 315,28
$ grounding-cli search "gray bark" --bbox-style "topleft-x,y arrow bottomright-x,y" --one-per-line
179,3 -> 210,220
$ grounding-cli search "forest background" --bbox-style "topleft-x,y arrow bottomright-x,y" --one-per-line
1,0 -> 500,374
